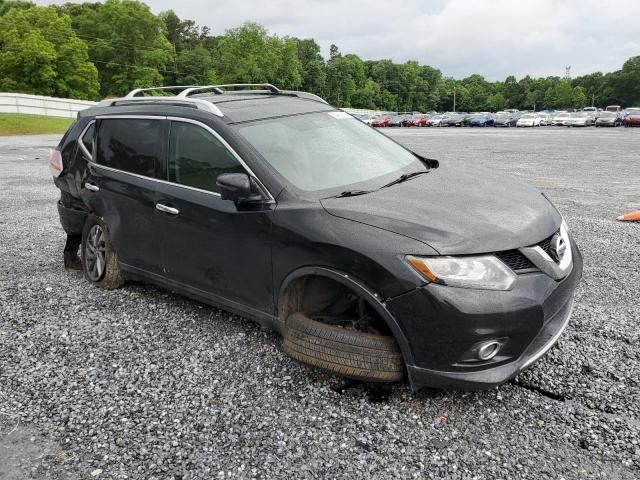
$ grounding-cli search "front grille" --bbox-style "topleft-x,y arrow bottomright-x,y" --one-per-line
496,250 -> 537,273
537,232 -> 557,257
495,230 -> 560,274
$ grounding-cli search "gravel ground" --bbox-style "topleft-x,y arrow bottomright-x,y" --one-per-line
0,128 -> 638,479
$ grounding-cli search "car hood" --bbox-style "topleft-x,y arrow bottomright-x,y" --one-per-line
321,163 -> 560,255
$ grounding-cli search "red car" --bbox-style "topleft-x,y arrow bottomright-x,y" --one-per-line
372,116 -> 391,127
409,115 -> 430,127
624,111 -> 640,127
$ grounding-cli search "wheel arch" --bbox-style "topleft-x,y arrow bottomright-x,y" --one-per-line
277,266 -> 415,366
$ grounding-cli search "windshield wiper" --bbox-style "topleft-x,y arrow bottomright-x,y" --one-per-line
334,189 -> 373,198
380,171 -> 429,189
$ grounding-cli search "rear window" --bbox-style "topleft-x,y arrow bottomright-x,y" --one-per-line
95,118 -> 162,177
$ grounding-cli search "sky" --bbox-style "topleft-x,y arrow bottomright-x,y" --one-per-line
35,0 -> 640,81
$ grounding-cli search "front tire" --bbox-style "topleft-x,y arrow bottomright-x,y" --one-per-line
283,312 -> 405,383
81,215 -> 124,290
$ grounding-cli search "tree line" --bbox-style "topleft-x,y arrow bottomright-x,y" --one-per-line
1,0 -> 639,111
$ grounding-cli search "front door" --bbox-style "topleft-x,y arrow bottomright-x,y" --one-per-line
154,118 -> 274,317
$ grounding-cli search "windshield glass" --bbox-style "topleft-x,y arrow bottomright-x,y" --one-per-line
600,112 -> 615,117
573,112 -> 588,117
556,113 -> 570,117
520,114 -> 535,119
237,112 -> 424,193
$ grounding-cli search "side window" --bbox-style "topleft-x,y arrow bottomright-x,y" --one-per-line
168,121 -> 245,193
96,118 -> 162,177
80,122 -> 95,158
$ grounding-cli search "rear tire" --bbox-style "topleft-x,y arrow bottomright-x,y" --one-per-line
81,215 -> 124,290
283,312 -> 405,383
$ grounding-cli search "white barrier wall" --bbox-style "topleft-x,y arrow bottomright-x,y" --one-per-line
0,93 -> 97,118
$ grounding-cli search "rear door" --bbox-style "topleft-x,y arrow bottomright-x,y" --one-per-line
153,118 -> 274,316
83,116 -> 165,274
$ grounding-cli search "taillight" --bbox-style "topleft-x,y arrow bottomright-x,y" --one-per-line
49,149 -> 63,177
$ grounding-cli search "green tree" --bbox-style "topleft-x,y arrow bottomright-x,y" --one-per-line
294,38 -> 326,96
610,56 -> 640,106
175,47 -> 216,85
213,23 -> 301,89
0,5 -> 99,99
62,0 -> 173,96
487,92 -> 507,111
325,54 -> 366,106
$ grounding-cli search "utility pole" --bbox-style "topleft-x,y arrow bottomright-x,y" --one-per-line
592,93 -> 595,107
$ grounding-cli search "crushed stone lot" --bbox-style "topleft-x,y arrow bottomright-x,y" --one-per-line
0,128 -> 639,479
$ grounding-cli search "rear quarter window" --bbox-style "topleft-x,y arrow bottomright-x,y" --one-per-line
95,118 -> 162,177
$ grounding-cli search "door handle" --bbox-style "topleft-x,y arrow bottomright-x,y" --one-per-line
156,203 -> 179,215
85,182 -> 99,192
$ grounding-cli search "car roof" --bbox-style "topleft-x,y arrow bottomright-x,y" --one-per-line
88,86 -> 334,124
194,94 -> 334,123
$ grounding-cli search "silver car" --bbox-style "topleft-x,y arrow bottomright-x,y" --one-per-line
567,112 -> 594,127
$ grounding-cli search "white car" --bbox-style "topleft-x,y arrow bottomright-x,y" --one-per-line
567,112 -> 594,127
516,113 -> 542,127
551,112 -> 571,126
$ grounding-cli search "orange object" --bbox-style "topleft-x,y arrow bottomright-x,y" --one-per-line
617,211 -> 640,222
406,255 -> 439,282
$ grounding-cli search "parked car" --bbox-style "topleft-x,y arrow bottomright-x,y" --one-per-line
427,114 -> 446,127
467,113 -> 495,127
539,112 -> 553,126
389,114 -> 411,127
50,83 -> 582,391
624,110 -> 640,127
372,116 -> 391,127
516,113 -> 542,127
606,105 -> 622,113
595,111 -> 622,127
409,115 -> 430,127
567,111 -> 594,127
441,113 -> 465,127
551,112 -> 571,126
493,112 -> 520,127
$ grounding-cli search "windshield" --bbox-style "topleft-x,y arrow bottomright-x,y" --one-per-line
237,111 -> 424,193
573,112 -> 588,117
556,113 -> 570,117
600,112 -> 615,118
520,114 -> 535,119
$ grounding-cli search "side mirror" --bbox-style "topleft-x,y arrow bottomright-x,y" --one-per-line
216,173 -> 262,204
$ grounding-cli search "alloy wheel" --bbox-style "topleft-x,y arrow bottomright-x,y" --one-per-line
85,224 -> 106,282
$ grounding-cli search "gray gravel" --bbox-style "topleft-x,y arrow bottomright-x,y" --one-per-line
0,128 -> 639,479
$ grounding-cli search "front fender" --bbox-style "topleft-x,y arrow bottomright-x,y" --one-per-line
276,265 -> 416,366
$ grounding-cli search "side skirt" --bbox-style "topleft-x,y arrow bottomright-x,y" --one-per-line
120,263 -> 281,333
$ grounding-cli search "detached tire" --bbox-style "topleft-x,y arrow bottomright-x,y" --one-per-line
81,215 -> 124,290
283,313 -> 405,383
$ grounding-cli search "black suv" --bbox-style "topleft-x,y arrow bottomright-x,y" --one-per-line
51,84 -> 582,391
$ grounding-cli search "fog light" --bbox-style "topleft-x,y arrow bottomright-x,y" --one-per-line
478,341 -> 502,361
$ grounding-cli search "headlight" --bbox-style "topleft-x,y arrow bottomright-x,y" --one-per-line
406,255 -> 517,291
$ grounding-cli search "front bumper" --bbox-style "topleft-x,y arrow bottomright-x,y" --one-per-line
387,238 -> 583,390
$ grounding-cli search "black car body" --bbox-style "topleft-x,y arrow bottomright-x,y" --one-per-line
494,112 -> 520,127
467,113 -> 495,127
388,114 -> 410,127
52,84 -> 582,391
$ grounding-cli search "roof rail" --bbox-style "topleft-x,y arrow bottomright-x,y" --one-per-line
281,90 -> 328,104
96,96 -> 224,117
178,83 -> 281,97
125,86 -> 200,98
